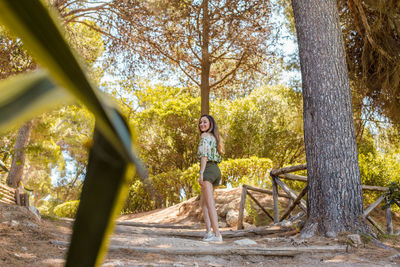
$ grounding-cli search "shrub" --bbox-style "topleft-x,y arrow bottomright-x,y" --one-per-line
54,200 -> 80,218
359,152 -> 400,206
219,157 -> 273,188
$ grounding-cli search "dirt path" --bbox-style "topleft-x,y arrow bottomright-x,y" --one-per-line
102,218 -> 398,267
1,189 -> 400,266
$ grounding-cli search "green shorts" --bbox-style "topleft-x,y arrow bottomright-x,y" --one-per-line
202,161 -> 221,186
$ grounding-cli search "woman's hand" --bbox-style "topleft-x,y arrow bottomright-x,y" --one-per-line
199,172 -> 204,186
199,156 -> 207,187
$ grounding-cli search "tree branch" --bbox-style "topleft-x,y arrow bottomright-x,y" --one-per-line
210,51 -> 247,89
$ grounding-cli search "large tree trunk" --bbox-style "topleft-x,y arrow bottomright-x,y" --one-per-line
6,120 -> 34,188
291,0 -> 365,237
200,0 -> 210,115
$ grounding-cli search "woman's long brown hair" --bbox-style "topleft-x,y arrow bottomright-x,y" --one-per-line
198,114 -> 224,155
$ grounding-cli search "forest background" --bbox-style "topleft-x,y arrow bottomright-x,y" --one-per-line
0,0 -> 399,220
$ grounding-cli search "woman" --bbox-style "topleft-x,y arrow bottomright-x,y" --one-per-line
197,114 -> 224,242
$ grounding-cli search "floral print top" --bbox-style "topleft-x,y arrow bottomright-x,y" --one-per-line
197,134 -> 222,163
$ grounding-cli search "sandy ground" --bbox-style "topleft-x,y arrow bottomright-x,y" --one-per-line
1,188 -> 400,266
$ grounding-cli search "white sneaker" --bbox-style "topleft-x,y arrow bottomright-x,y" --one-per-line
202,231 -> 214,240
203,233 -> 223,243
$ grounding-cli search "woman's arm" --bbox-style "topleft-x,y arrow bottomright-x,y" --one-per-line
199,156 -> 208,186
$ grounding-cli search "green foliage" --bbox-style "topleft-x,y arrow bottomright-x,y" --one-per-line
359,152 -> 400,187
357,123 -> 400,207
65,20 -> 104,66
54,200 -> 79,218
122,179 -> 152,214
360,232 -> 373,244
213,85 -> 304,167
0,25 -> 36,79
38,197 -> 66,217
123,169 -> 184,213
15,104 -> 94,207
219,157 -> 273,188
102,0 -> 273,98
245,199 -> 259,225
133,84 -> 200,174
244,198 -> 274,226
357,129 -> 377,156
359,149 -> 400,208
377,125 -> 400,155
383,182 -> 400,210
338,0 -> 400,125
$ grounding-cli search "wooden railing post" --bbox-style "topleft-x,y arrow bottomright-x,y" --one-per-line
20,193 -> 29,207
15,187 -> 21,206
271,176 -> 279,223
288,199 -> 293,217
385,197 -> 393,235
237,185 -> 247,230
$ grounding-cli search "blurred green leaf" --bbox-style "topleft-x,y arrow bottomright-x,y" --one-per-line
0,71 -> 74,132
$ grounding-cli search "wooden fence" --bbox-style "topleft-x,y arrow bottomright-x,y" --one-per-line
0,183 -> 29,206
237,164 -> 396,235
0,183 -> 16,204
0,150 -> 29,207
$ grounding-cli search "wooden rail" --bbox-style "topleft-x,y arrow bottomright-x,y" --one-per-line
0,183 -> 29,206
0,183 -> 16,204
237,164 -> 396,235
0,151 -> 30,206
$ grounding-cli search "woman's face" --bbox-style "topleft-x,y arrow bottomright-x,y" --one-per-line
199,116 -> 210,132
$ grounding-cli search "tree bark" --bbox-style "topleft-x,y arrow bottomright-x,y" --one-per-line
6,120 -> 34,188
200,0 -> 210,115
291,0 -> 365,237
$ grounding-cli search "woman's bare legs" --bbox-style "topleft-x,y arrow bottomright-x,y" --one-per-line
201,181 -> 221,237
200,193 -> 211,232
